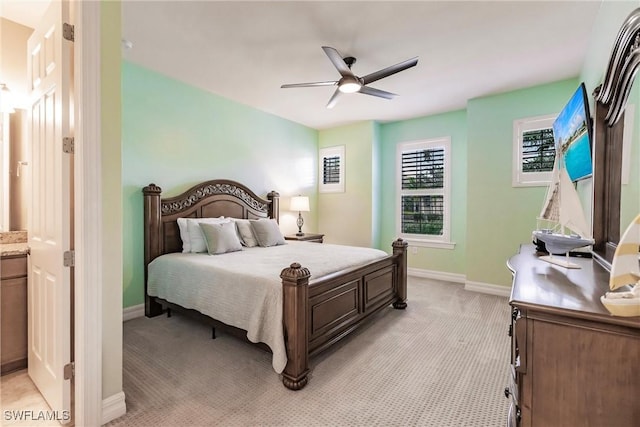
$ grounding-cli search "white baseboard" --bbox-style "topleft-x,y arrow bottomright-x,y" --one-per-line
408,268 -> 511,298
102,391 -> 126,425
123,304 -> 145,322
464,280 -> 512,298
408,267 -> 466,284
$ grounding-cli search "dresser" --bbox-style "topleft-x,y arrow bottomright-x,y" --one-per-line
1,253 -> 28,374
506,245 -> 640,427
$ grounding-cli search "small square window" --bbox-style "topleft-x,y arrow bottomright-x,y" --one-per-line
513,114 -> 556,187
319,146 -> 345,193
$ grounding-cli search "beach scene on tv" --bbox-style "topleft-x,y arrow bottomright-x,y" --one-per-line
553,85 -> 592,182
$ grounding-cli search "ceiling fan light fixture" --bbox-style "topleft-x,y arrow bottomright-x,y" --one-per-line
338,82 -> 361,93
338,76 -> 361,93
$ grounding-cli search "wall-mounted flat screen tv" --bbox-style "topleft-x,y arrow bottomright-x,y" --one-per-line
553,83 -> 593,182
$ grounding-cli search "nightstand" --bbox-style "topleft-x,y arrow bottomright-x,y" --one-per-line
284,233 -> 324,243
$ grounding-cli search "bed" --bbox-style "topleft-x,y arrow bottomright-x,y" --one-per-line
143,179 -> 408,390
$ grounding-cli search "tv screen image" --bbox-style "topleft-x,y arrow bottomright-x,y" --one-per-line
553,83 -> 593,182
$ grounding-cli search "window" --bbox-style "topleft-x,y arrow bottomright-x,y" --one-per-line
319,146 -> 345,193
512,114 -> 556,187
397,137 -> 453,248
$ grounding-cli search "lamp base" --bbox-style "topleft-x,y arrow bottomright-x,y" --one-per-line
296,212 -> 305,236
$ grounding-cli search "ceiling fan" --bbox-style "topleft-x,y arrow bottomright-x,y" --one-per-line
281,46 -> 418,109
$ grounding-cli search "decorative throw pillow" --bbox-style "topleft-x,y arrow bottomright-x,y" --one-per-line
186,217 -> 228,253
250,218 -> 285,247
199,222 -> 243,255
233,219 -> 258,247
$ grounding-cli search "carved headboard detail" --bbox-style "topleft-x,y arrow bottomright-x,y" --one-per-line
143,179 -> 280,278
592,8 -> 640,268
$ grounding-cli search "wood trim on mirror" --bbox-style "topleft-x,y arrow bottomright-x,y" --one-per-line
592,8 -> 640,269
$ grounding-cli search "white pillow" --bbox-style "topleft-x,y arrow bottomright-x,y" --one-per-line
185,217 -> 229,253
177,218 -> 192,253
232,219 -> 258,247
200,222 -> 243,255
250,218 -> 285,247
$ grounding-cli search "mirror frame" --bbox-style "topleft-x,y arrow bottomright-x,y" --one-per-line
592,8 -> 640,269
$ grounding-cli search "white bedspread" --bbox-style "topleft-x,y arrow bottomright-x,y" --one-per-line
147,241 -> 389,373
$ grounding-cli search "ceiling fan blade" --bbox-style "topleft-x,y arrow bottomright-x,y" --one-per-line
358,86 -> 397,99
322,46 -> 355,78
361,57 -> 418,85
326,88 -> 343,109
281,81 -> 337,88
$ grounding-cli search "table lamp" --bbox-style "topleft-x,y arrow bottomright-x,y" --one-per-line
290,196 -> 310,236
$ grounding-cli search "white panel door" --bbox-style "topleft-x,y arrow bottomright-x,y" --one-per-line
27,0 -> 72,422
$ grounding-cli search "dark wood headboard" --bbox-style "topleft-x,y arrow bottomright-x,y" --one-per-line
142,179 -> 280,289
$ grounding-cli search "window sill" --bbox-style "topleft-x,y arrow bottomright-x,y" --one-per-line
404,238 -> 456,250
512,180 -> 552,188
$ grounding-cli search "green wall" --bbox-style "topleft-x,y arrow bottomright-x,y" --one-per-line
466,79 -> 580,287
122,61 -> 318,308
374,79 -> 592,287
371,122 -> 382,249
102,0 -> 123,400
379,110 -> 468,273
318,122 -> 377,247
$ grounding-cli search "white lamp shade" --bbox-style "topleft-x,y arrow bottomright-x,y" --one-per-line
290,196 -> 310,212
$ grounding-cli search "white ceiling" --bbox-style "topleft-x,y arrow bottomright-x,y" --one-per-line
0,0 -> 49,29
2,1 -> 604,130
122,1 -> 603,130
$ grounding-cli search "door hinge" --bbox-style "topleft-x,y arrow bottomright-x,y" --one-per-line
63,250 -> 75,267
63,23 -> 75,42
63,362 -> 75,380
62,137 -> 74,154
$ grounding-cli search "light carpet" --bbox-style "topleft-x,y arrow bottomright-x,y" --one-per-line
108,278 -> 510,426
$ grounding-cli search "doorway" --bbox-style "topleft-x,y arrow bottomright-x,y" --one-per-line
0,1 -> 107,425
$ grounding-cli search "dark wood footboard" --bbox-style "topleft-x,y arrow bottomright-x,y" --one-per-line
280,238 -> 408,390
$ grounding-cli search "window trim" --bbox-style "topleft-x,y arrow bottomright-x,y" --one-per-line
396,137 -> 453,248
319,145 -> 345,193
512,114 -> 556,187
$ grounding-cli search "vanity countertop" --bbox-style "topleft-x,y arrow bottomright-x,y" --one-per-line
0,231 -> 28,257
0,242 -> 29,257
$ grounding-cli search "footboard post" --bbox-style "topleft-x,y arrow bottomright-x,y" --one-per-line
280,262 -> 311,390
392,238 -> 408,309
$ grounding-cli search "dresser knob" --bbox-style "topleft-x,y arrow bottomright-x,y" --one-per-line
504,387 -> 511,399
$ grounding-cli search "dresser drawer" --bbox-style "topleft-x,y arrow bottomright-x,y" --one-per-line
1,255 -> 27,279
